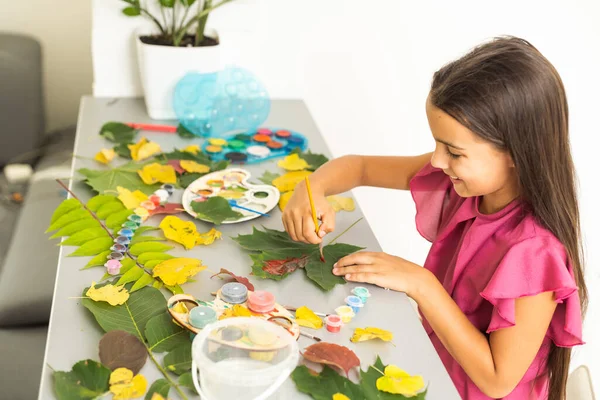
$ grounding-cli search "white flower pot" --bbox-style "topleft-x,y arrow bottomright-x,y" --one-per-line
135,27 -> 222,120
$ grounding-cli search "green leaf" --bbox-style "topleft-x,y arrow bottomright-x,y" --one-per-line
53,359 -> 111,400
82,250 -> 112,269
50,218 -> 98,239
191,196 -> 243,225
178,173 -> 203,188
165,284 -> 184,295
50,199 -> 81,224
130,235 -> 166,245
177,124 -> 196,138
163,149 -> 212,164
78,168 -> 105,180
116,265 -> 145,286
145,259 -> 168,269
68,237 -> 113,257
180,0 -> 196,6
359,356 -> 427,400
82,286 -> 166,341
47,209 -> 90,232
106,209 -> 135,230
137,252 -> 174,264
145,379 -> 171,400
79,167 -> 161,195
60,227 -> 110,247
113,142 -> 134,159
87,195 -> 118,212
100,122 -> 137,143
145,312 -> 190,353
119,258 -> 137,275
178,372 -> 198,394
134,226 -> 160,235
96,201 -> 126,220
163,342 -> 192,375
122,6 -> 141,16
159,0 -> 175,7
131,273 -> 154,292
130,242 -> 174,256
257,170 -> 280,185
305,243 -> 363,291
291,365 -> 364,400
291,148 -> 329,171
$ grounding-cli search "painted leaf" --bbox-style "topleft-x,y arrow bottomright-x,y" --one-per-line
53,359 -> 111,400
190,196 -> 243,225
302,343 -> 360,377
131,273 -> 155,292
376,365 -> 426,397
87,194 -> 119,212
129,137 -> 162,161
196,227 -> 222,245
95,148 -> 116,164
159,215 -> 202,250
277,153 -> 309,171
117,266 -> 145,286
327,195 -> 356,212
100,122 -> 137,143
163,342 -> 192,375
50,198 -> 81,224
180,160 -> 210,173
350,327 -> 393,343
137,252 -> 174,264
153,257 -> 206,286
257,170 -> 280,185
149,203 -> 185,216
50,218 -> 98,239
210,268 -> 254,291
96,201 -> 126,220
360,356 -> 427,400
167,159 -> 185,174
262,256 -> 310,276
182,144 -> 200,154
272,170 -> 312,193
291,365 -> 364,400
106,209 -> 136,230
117,186 -> 149,209
47,208 -> 90,232
109,368 -> 148,400
130,242 -> 174,256
86,282 -> 130,306
138,163 -> 177,185
290,148 -> 329,171
59,227 -> 109,247
130,235 -> 165,245
178,372 -> 198,395
295,306 -> 324,330
68,237 -> 113,257
99,330 -> 147,374
82,250 -> 112,269
145,312 -> 190,353
82,286 -> 166,341
145,379 -> 170,400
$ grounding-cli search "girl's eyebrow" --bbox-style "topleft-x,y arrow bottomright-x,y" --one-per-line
434,138 -> 466,151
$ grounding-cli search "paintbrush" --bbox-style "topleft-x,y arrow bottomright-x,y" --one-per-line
300,330 -> 322,342
283,306 -> 329,318
304,177 -> 325,262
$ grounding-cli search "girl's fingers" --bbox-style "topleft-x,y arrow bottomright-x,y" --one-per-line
332,264 -> 380,276
334,252 -> 377,268
302,214 -> 321,244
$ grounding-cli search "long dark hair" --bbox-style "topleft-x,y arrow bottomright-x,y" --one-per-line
429,36 -> 587,400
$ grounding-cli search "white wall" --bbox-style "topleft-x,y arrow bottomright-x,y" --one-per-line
1,0 -> 92,133
95,0 -> 599,392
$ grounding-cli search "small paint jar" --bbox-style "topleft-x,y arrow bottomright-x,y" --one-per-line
189,306 -> 217,329
247,290 -> 275,313
114,235 -> 130,246
133,207 -> 150,220
256,128 -> 272,136
248,326 -> 277,345
219,326 -> 243,341
118,229 -> 134,239
107,252 -> 124,261
161,184 -> 175,195
122,221 -> 139,230
345,296 -> 364,314
234,133 -> 252,142
148,194 -> 161,206
286,136 -> 304,147
247,145 -> 270,158
110,244 -> 127,253
220,282 -> 248,304
104,259 -> 121,275
275,130 -> 291,139
154,189 -> 170,203
141,200 -> 156,211
206,145 -> 223,154
128,214 -> 143,224
228,140 -> 246,150
335,305 -> 355,323
352,287 -> 371,304
325,315 -> 343,333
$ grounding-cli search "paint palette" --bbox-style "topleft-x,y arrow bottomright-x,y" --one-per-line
201,127 -> 308,164
182,168 -> 279,224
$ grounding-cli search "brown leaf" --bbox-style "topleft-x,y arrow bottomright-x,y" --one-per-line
167,160 -> 185,174
302,342 -> 360,377
210,268 -> 255,291
149,203 -> 185,216
99,330 -> 147,374
263,256 -> 309,276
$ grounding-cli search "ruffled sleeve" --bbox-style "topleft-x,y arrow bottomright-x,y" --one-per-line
480,235 -> 584,347
409,162 -> 457,242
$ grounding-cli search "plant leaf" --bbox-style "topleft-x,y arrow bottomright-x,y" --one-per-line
116,266 -> 145,286
257,170 -> 280,185
96,201 -> 126,220
291,365 -> 364,400
159,0 -> 175,7
272,170 -> 312,193
47,208 -> 90,232
167,160 -> 186,174
210,268 -> 254,291
50,218 -> 98,239
68,237 -> 114,257
130,235 -> 165,245
117,186 -> 148,210
145,312 -> 190,353
149,203 -> 185,216
180,160 -> 210,173
176,124 -> 196,138
375,365 -> 426,397
82,250 -> 112,269
95,148 -> 117,164
153,257 -> 206,286
87,195 -> 119,212
131,273 -> 155,292
178,372 -> 198,395
100,122 -> 137,143
82,286 -> 166,341
79,166 -> 161,195
138,163 -> 177,185
137,252 -> 174,264
277,153 -> 310,171
114,142 -> 134,159
86,282 -> 130,306
295,306 -> 324,330
302,343 -> 360,377
60,227 -> 109,247
122,6 -> 141,16
360,357 -> 427,400
165,284 -> 184,295
190,196 -> 243,225
106,209 -> 135,230
109,368 -> 147,399
291,148 -> 329,171
159,215 -> 203,250
130,242 -> 174,256
134,226 -> 160,235
50,198 -> 81,224
99,330 -> 148,374
351,327 -> 393,343
145,379 -> 170,400
163,342 -> 192,375
53,359 -> 111,400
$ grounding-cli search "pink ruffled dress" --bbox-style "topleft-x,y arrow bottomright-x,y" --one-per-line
409,162 -> 584,399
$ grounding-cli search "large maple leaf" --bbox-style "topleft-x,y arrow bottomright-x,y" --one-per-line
232,227 -> 363,291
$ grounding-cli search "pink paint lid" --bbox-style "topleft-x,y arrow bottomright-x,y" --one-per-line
325,314 -> 343,327
247,290 -> 275,312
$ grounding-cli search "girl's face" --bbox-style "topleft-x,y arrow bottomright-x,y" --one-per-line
425,98 -> 519,213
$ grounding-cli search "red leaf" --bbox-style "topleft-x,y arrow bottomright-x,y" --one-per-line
167,160 -> 185,174
263,256 -> 309,276
150,203 -> 185,216
302,342 -> 360,377
210,268 -> 255,291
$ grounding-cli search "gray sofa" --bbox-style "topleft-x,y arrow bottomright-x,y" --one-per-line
0,33 -> 75,399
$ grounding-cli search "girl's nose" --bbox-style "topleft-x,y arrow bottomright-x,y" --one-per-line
431,145 -> 449,170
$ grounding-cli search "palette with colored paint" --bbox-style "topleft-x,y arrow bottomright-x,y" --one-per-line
201,127 -> 308,164
182,168 -> 279,224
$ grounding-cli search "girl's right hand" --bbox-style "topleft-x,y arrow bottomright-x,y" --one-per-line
282,180 -> 336,244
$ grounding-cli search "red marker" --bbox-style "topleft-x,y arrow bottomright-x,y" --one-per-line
126,123 -> 177,133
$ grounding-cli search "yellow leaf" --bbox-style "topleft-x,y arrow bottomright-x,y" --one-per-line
272,170 -> 312,193
219,304 -> 253,320
128,137 -> 162,161
109,368 -> 148,400
150,395 -> 166,400
217,190 -> 245,200
376,365 -> 425,396
196,228 -> 222,245
278,191 -> 293,211
183,144 -> 200,155
153,257 -> 206,286
350,327 -> 393,343
138,163 -> 177,185
277,153 -> 310,171
94,148 -> 116,164
327,195 -> 355,212
172,301 -> 188,314
86,282 -> 129,306
333,394 -> 351,400
180,160 -> 210,173
117,186 -> 148,209
295,306 -> 323,329
159,216 -> 200,250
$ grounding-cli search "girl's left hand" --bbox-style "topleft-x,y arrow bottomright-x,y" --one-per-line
333,251 -> 428,297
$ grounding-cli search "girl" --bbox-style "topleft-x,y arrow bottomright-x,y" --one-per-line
282,36 -> 586,399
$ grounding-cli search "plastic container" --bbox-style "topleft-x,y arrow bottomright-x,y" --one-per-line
221,282 -> 248,304
325,315 -> 343,333
345,296 -> 364,314
191,317 -> 299,400
334,306 -> 355,323
352,287 -> 371,304
190,306 -> 218,329
247,291 -> 275,313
